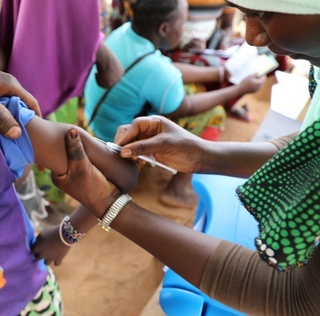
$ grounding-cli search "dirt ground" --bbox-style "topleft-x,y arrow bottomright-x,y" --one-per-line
51,77 -> 274,316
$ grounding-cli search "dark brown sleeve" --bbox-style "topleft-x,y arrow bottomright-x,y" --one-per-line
200,240 -> 320,316
268,132 -> 298,151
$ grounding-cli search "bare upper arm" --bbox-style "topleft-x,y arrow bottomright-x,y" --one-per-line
166,96 -> 191,119
25,115 -> 69,175
26,115 -> 139,193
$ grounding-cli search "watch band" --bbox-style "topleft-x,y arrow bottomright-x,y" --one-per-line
98,194 -> 132,232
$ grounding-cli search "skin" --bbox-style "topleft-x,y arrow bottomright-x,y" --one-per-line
27,116 -> 139,266
0,72 -> 41,137
225,1 -> 320,67
48,5 -> 320,312
50,127 -> 220,287
51,115 -> 279,285
115,115 -> 279,177
95,43 -> 124,89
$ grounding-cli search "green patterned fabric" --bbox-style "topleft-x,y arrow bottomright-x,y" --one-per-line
19,267 -> 63,315
237,119 -> 320,271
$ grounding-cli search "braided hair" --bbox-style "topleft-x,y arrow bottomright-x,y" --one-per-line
129,0 -> 179,36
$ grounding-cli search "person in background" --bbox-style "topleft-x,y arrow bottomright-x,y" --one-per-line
84,0 -> 265,209
0,0 -> 122,118
53,0 -> 320,314
0,0 -> 124,228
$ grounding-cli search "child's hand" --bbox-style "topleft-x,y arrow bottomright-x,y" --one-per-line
31,226 -> 71,266
238,74 -> 266,95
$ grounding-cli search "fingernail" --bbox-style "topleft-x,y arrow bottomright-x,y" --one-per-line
121,148 -> 132,158
70,128 -> 79,139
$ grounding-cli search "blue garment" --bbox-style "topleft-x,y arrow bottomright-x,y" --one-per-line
0,97 -> 48,315
84,22 -> 185,141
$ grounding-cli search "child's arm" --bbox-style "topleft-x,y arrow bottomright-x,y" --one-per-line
32,204 -> 98,266
27,117 -> 139,265
26,115 -> 139,193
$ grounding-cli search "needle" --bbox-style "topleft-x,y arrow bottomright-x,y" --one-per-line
136,154 -> 177,174
95,138 -> 178,174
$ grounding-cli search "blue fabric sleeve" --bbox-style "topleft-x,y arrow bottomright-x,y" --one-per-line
0,96 -> 35,179
142,56 -> 185,115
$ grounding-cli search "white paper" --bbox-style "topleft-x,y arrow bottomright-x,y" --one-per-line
270,70 -> 310,119
225,42 -> 278,84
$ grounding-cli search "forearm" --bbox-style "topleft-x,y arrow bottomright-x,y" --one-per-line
27,117 -> 138,192
195,139 -> 280,177
105,201 -> 222,287
174,62 -> 222,84
182,85 -> 244,116
68,204 -> 98,234
78,129 -> 139,192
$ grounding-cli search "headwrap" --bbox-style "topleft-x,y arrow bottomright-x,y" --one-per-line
227,0 -> 320,14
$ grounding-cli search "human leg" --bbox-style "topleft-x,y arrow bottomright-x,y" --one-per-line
159,172 -> 199,209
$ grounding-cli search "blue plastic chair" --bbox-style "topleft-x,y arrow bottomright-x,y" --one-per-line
160,174 -> 259,316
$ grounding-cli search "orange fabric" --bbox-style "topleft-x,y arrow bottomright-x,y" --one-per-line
188,0 -> 225,6
223,6 -> 236,14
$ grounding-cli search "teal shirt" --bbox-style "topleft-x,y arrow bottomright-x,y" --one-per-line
84,22 -> 185,141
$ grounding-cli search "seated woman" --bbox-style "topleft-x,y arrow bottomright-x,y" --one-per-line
84,0 -> 265,209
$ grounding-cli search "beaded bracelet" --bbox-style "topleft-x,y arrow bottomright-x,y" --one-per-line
59,215 -> 86,246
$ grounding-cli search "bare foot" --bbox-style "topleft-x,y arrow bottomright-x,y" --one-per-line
159,188 -> 199,209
